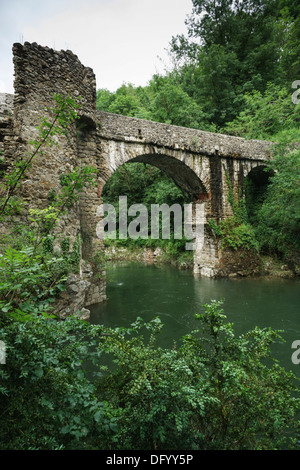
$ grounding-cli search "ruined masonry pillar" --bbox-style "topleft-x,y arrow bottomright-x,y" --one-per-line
12,41 -> 105,309
191,202 -> 221,277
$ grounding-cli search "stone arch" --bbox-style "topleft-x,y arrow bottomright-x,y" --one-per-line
245,163 -> 273,181
98,151 -> 213,276
127,153 -> 208,200
100,141 -> 209,201
221,159 -> 272,206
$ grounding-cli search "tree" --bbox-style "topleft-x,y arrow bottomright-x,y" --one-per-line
0,315 -> 116,450
168,0 -> 295,127
96,77 -> 211,130
277,0 -> 300,80
256,142 -> 300,257
223,83 -> 300,140
97,84 -> 153,120
147,73 -> 209,129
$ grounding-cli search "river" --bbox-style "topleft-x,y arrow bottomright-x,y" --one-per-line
89,261 -> 300,377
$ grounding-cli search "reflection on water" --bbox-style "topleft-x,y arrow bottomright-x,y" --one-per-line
89,261 -> 300,376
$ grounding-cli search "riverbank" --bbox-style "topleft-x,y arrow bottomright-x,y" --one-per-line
104,244 -> 299,279
260,255 -> 299,279
104,244 -> 194,270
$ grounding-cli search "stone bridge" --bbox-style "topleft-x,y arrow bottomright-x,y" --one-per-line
0,42 -> 272,310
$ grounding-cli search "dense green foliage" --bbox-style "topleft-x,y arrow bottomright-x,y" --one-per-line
96,300 -> 299,450
255,144 -> 300,256
0,316 -> 117,450
169,0 -> 299,127
223,84 -> 300,139
1,300 -> 299,450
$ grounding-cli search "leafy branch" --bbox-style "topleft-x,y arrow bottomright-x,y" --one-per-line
0,94 -> 81,217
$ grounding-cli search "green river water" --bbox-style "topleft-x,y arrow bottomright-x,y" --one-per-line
89,261 -> 300,377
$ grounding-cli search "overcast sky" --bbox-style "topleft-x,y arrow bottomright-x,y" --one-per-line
0,0 -> 192,94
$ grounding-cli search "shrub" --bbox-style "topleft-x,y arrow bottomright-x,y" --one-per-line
0,316 -> 116,450
96,300 -> 300,450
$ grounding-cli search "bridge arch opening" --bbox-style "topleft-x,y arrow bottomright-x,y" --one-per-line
244,164 -> 274,225
101,153 -> 209,253
126,153 -> 208,201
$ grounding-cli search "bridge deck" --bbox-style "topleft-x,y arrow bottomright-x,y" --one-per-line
96,110 -> 272,162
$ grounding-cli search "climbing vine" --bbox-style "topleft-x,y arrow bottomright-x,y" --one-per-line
209,166 -> 259,252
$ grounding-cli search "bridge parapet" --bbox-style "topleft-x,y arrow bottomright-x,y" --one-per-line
97,110 -> 272,162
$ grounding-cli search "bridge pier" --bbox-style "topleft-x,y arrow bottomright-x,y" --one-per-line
193,227 -> 220,277
185,201 -> 220,278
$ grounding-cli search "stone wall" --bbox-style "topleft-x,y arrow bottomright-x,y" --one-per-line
0,93 -> 14,179
13,42 -> 96,120
1,43 -> 106,317
11,42 -> 97,207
